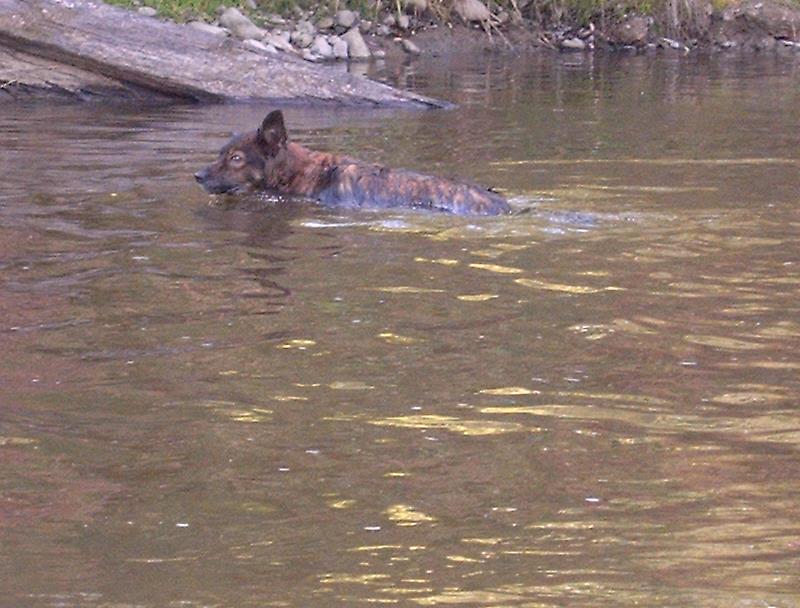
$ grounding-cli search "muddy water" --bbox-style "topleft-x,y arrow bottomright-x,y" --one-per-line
1,53 -> 799,607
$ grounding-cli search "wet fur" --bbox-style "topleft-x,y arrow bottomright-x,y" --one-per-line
195,111 -> 510,216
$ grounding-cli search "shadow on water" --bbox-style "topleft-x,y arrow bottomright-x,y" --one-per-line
1,52 -> 799,608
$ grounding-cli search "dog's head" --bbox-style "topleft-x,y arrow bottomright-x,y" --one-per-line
195,110 -> 289,195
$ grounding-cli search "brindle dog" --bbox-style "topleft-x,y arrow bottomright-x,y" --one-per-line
195,110 -> 510,216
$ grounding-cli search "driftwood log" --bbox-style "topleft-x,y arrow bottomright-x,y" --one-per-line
0,0 -> 447,107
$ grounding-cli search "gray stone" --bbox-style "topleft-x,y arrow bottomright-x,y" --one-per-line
403,0 -> 428,13
330,35 -> 349,59
335,9 -> 359,30
401,38 -> 421,54
219,7 -> 265,40
377,24 -> 391,36
342,27 -> 371,60
397,15 -> 411,30
137,6 -> 157,17
383,14 -> 396,27
317,16 -> 335,31
296,19 -> 315,34
560,37 -> 586,51
243,39 -> 277,54
263,31 -> 294,53
311,35 -> 334,59
244,0 -> 257,9
452,0 -> 491,23
266,14 -> 287,26
359,20 -> 373,34
291,30 -> 314,48
187,21 -> 229,37
301,49 -> 321,62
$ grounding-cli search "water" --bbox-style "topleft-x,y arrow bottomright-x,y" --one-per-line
1,52 -> 799,607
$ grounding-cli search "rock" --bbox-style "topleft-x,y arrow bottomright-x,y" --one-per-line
335,9 -> 359,30
403,0 -> 428,13
311,35 -> 334,59
383,14 -> 396,27
296,19 -> 315,34
244,0 -> 257,9
266,14 -> 286,26
218,7 -> 265,41
291,30 -> 314,48
187,21 -> 229,37
397,15 -> 411,30
377,24 -> 391,36
263,31 -> 294,53
301,49 -> 321,62
607,15 -> 650,46
342,27 -> 371,60
453,0 -> 491,23
373,48 -> 386,59
359,20 -> 373,34
401,38 -> 421,54
137,6 -> 157,17
330,35 -> 349,59
243,39 -> 277,54
560,36 -> 586,51
317,16 -> 335,31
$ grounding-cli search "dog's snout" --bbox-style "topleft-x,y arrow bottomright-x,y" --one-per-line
194,170 -> 206,183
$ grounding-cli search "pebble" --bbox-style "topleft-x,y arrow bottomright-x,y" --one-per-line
342,27 -> 371,60
218,7 -> 265,40
397,14 -> 411,30
452,0 -> 491,22
291,30 -> 314,48
403,0 -> 428,13
330,36 -> 349,59
187,21 -> 229,37
359,20 -> 373,34
137,6 -> 157,17
311,35 -> 334,59
263,31 -> 294,53
560,37 -> 586,51
335,9 -> 359,30
317,16 -> 335,30
402,38 -> 421,54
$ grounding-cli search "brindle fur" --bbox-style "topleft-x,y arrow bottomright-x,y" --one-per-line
195,110 -> 510,216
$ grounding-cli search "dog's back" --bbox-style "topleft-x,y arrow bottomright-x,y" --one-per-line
196,111 -> 511,216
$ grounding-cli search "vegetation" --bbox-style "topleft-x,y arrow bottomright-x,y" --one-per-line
104,0 -> 800,35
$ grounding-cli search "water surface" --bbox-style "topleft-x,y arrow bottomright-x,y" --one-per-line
2,53 -> 799,607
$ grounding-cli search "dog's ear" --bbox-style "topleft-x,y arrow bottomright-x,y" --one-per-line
258,110 -> 288,154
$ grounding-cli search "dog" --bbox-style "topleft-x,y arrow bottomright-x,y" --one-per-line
195,110 -> 510,216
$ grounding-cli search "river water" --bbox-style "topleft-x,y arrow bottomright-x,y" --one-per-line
1,52 -> 799,607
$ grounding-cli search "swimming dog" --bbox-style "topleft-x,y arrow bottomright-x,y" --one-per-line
195,110 -> 510,216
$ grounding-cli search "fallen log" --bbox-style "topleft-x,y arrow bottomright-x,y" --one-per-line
0,0 -> 447,107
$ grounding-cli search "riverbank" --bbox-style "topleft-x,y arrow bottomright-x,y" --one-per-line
109,0 -> 800,59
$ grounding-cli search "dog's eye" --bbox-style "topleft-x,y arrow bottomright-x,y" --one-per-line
229,153 -> 244,163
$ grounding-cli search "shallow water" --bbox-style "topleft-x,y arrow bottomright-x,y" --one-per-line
1,52 -> 799,607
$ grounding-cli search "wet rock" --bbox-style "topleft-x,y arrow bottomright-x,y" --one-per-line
311,35 -> 334,59
219,7 -> 265,41
714,0 -> 800,47
453,0 -> 491,23
330,35 -> 349,59
342,27 -> 371,60
188,21 -> 229,37
402,38 -> 421,54
137,6 -> 157,17
606,14 -> 650,46
317,16 -> 335,31
336,9 -> 359,30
